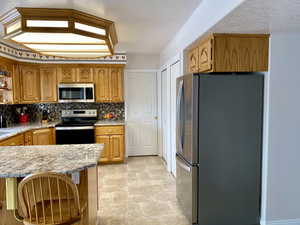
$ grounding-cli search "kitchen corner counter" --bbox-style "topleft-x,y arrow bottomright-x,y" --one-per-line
0,143 -> 103,178
0,121 -> 60,141
94,120 -> 125,126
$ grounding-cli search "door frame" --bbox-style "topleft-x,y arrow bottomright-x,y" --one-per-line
158,52 -> 183,174
124,69 -> 159,157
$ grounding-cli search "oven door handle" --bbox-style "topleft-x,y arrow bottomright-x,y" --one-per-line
55,126 -> 94,130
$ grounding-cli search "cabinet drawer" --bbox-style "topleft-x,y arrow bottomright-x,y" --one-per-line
0,134 -> 24,146
95,126 -> 124,135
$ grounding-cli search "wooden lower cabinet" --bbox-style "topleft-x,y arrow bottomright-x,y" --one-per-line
0,128 -> 55,147
24,131 -> 33,145
0,134 -> 24,146
32,128 -> 55,145
95,136 -> 110,162
95,126 -> 125,163
110,135 -> 124,162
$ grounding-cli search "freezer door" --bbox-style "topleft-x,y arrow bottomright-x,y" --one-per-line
176,74 -> 199,164
176,154 -> 198,224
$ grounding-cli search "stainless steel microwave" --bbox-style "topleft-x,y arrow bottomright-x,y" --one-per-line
58,83 -> 95,103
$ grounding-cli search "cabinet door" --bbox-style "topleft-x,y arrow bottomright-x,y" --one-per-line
198,39 -> 212,72
40,67 -> 57,102
94,68 -> 110,102
110,135 -> 124,162
187,47 -> 199,73
20,65 -> 41,103
0,134 -> 24,146
96,135 -> 110,163
12,64 -> 21,104
57,66 -> 76,83
110,68 -> 124,102
32,128 -> 54,145
77,67 -> 93,82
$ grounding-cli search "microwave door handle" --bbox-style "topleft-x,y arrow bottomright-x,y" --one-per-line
84,87 -> 86,100
176,80 -> 184,154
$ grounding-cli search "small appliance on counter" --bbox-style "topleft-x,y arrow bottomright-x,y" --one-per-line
16,106 -> 29,123
42,110 -> 49,124
0,115 -> 7,128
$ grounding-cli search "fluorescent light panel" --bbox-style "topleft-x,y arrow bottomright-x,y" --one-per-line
75,22 -> 106,36
6,20 -> 21,34
12,33 -> 106,44
24,44 -> 109,51
41,52 -> 110,58
26,20 -> 68,28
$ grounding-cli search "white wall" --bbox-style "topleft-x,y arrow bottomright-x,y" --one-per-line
159,0 -> 245,65
261,33 -> 300,225
126,53 -> 159,70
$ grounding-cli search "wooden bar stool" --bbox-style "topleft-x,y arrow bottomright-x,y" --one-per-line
18,172 -> 82,225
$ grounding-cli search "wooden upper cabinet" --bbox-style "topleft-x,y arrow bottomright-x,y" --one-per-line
77,67 -> 93,82
32,128 -> 55,145
198,38 -> 212,72
40,67 -> 57,102
187,33 -> 270,73
57,66 -> 76,83
20,65 -> 41,103
94,67 -> 110,102
187,47 -> 198,73
110,68 -> 124,102
12,64 -> 21,104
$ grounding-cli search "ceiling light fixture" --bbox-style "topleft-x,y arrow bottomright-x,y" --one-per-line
0,8 -> 118,58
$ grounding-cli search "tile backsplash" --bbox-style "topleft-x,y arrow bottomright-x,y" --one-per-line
0,103 -> 124,126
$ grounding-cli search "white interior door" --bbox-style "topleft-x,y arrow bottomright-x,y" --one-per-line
125,70 -> 158,156
170,61 -> 181,175
161,69 -> 168,162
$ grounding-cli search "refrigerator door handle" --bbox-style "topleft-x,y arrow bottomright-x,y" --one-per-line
176,79 -> 184,153
176,156 -> 191,172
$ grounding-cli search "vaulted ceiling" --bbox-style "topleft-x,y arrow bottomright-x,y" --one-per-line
0,0 -> 202,54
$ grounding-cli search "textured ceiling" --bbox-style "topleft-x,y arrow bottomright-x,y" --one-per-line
210,0 -> 300,34
0,0 -> 202,54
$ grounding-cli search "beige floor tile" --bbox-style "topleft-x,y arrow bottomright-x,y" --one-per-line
98,156 -> 188,225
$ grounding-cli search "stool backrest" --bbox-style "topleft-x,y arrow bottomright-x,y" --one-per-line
18,172 -> 80,225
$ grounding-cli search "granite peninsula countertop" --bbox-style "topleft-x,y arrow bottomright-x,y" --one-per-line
94,120 -> 125,126
0,144 -> 103,178
0,121 -> 60,141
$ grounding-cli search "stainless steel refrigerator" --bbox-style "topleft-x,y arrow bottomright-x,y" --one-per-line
176,73 -> 264,225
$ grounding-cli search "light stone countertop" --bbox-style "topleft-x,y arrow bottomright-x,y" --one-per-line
0,121 -> 60,141
94,120 -> 125,126
0,144 -> 103,178
0,120 -> 125,141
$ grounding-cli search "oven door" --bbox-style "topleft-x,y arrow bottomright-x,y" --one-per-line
56,126 -> 95,144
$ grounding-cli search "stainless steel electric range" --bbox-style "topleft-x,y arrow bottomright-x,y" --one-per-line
55,109 -> 97,144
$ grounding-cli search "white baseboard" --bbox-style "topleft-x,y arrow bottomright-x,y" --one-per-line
262,219 -> 300,225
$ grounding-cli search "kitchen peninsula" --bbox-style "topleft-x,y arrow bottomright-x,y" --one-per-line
0,143 -> 103,225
